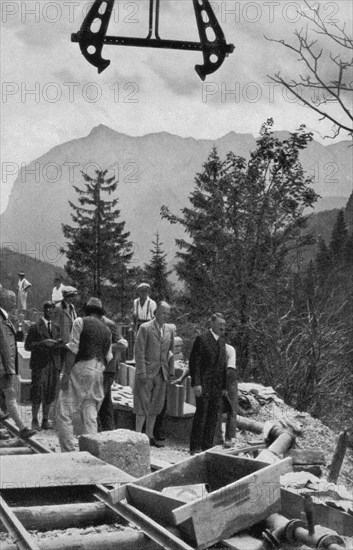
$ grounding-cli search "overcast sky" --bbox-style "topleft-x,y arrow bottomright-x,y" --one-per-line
1,0 -> 352,212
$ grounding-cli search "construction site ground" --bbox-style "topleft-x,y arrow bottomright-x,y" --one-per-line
1,396 -> 352,549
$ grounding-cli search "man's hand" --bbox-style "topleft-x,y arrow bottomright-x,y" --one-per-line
43,339 -> 58,348
194,385 -> 202,398
171,376 -> 184,385
60,372 -> 70,391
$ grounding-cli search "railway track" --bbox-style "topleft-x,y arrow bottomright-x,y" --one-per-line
0,419 -> 194,550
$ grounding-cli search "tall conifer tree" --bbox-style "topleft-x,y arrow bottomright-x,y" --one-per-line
62,169 -> 133,301
144,232 -> 172,302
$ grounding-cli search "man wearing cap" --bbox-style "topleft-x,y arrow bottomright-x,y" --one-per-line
25,302 -> 62,431
133,283 -> 156,333
0,289 -> 37,438
56,297 -> 112,452
54,286 -> 78,346
133,301 -> 175,446
17,272 -> 32,311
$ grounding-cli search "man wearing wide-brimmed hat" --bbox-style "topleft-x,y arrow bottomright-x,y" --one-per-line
133,282 -> 156,333
56,297 -> 112,452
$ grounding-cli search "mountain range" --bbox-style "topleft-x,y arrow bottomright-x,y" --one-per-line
1,125 -> 352,269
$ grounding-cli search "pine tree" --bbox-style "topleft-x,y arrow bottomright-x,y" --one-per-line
144,232 -> 172,302
62,169 -> 133,302
162,120 -> 319,374
330,209 -> 348,264
315,236 -> 332,282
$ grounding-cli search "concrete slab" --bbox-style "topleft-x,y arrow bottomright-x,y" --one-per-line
0,451 -> 134,489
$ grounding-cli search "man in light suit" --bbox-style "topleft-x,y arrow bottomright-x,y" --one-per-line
133,301 -> 175,447
54,287 -> 78,346
189,312 -> 228,454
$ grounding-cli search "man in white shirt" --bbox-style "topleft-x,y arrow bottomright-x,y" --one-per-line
17,272 -> 32,311
133,283 -> 156,333
214,343 -> 238,448
55,299 -> 112,452
52,275 -> 65,304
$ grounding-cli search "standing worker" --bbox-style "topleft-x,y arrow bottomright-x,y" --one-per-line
17,271 -> 32,311
133,283 -> 156,333
133,301 -> 175,446
189,312 -> 228,455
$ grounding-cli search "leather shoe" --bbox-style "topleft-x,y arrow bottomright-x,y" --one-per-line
41,420 -> 53,430
149,437 -> 165,448
31,420 -> 41,431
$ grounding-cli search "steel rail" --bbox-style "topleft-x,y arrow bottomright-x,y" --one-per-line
93,485 -> 195,550
0,420 -> 51,454
0,496 -> 41,550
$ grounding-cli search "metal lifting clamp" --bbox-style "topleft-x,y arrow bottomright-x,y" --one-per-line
71,0 -> 234,80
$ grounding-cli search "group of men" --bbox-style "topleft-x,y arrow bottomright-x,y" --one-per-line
1,277 -> 237,454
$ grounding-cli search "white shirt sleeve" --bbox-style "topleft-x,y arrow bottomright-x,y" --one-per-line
225,344 -> 236,369
66,317 -> 83,355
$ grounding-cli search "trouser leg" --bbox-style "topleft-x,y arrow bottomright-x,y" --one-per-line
42,402 -> 51,421
3,381 -> 25,431
153,398 -> 167,439
136,414 -> 146,432
98,372 -> 115,431
146,415 -> 156,439
56,392 -> 76,452
190,396 -> 205,453
213,405 -> 224,446
202,394 -> 222,450
32,403 -> 40,422
225,371 -> 237,441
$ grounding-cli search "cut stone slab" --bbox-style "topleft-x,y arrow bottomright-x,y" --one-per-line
79,429 -> 150,478
0,451 -> 134,489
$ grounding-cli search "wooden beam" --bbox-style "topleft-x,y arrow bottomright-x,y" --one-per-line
0,502 -> 125,532
0,448 -> 34,456
0,530 -> 162,550
328,431 -> 349,483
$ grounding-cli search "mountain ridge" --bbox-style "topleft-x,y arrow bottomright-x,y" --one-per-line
1,126 -> 352,269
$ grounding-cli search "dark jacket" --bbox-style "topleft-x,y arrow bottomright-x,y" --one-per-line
0,309 -> 18,376
25,319 -> 61,371
189,330 -> 227,397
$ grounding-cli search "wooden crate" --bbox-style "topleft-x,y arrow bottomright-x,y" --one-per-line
111,451 -> 292,549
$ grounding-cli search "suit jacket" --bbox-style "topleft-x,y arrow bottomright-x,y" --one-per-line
189,330 -> 227,397
0,309 -> 18,376
25,319 -> 61,371
54,300 -> 77,343
135,319 -> 175,380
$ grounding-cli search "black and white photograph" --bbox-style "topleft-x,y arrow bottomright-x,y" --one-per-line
0,0 -> 352,547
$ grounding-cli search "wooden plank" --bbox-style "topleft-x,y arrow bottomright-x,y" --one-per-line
0,451 -> 134,489
0,502 -> 123,532
110,452 -> 208,503
281,488 -> 353,538
126,484 -> 183,526
172,458 -> 292,549
206,452 -> 268,491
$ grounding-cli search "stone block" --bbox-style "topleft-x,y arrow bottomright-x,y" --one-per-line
79,429 -> 150,478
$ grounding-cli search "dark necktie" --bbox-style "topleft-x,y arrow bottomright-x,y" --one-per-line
48,321 -> 52,337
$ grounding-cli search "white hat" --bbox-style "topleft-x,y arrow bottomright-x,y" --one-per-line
62,286 -> 77,297
137,282 -> 150,290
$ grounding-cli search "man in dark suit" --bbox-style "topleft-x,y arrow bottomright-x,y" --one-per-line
133,301 -> 175,446
0,289 -> 37,438
25,301 -> 62,430
189,312 -> 227,454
